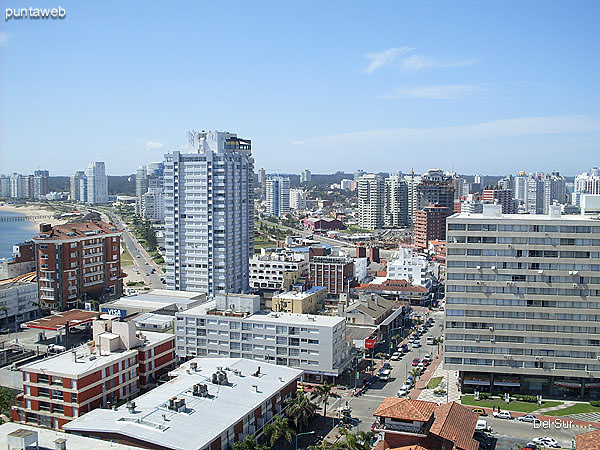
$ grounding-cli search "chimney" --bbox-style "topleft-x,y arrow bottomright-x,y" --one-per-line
54,438 -> 67,450
71,350 -> 77,362
126,401 -> 136,414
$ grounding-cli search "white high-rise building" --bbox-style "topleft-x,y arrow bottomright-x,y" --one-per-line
142,187 -> 165,221
86,162 -> 109,204
445,204 -> 600,398
573,168 -> 600,206
265,176 -> 290,217
9,173 -> 27,199
0,175 -> 10,198
70,171 -> 87,202
289,188 -> 307,210
300,169 -> 312,183
541,172 -> 566,214
135,165 -> 148,214
526,175 -> 543,214
387,247 -> 430,286
514,173 -> 528,204
404,173 -> 422,223
384,174 -> 409,227
358,174 -> 385,230
164,130 -> 254,295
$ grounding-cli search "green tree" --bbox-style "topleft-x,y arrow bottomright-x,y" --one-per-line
0,386 -> 15,416
231,434 -> 269,450
263,414 -> 295,448
310,382 -> 340,416
410,368 -> 421,379
334,429 -> 376,450
286,392 -> 318,430
308,441 -> 335,450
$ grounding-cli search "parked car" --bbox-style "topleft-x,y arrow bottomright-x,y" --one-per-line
471,408 -> 487,416
382,362 -> 391,370
422,360 -> 431,367
145,262 -> 149,265
532,437 -> 559,448
423,354 -> 432,361
47,344 -> 66,353
412,358 -> 420,366
523,443 -> 538,450
426,336 -> 435,345
390,352 -> 401,361
475,419 -> 490,431
397,388 -> 409,397
518,414 -> 538,423
492,410 -> 513,420
0,328 -> 10,335
411,341 -> 421,348
378,369 -> 392,381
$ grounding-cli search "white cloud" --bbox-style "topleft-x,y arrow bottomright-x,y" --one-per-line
292,140 -> 305,145
305,116 -> 600,147
400,54 -> 478,73
364,47 -> 413,74
145,140 -> 164,150
381,84 -> 481,100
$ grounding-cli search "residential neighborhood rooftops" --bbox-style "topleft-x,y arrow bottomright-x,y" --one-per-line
33,221 -> 121,241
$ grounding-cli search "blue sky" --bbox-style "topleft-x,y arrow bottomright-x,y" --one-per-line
1,1 -> 599,176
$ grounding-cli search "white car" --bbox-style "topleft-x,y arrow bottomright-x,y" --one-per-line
397,388 -> 409,397
518,414 -> 537,422
492,410 -> 513,420
423,354 -> 432,362
390,352 -> 401,361
533,437 -> 559,448
411,342 -> 421,348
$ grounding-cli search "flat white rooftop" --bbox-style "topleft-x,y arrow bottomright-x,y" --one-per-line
273,286 -> 326,299
23,331 -> 171,377
452,212 -> 600,222
181,301 -> 345,327
0,423 -> 140,450
64,358 -> 302,450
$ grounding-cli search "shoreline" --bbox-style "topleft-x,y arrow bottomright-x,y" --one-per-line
0,203 -> 69,228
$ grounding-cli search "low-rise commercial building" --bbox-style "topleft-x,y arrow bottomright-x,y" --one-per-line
302,217 -> 345,231
271,286 -> 326,314
0,280 -> 39,330
249,249 -> 308,291
64,358 -> 302,450
100,289 -> 206,317
175,294 -> 350,382
12,318 -> 175,430
310,255 -> 354,296
0,241 -> 35,280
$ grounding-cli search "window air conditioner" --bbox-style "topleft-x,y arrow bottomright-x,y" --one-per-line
488,327 -> 494,332
476,265 -> 481,270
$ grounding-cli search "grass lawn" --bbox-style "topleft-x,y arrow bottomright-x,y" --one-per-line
121,243 -> 134,266
427,377 -> 443,389
544,403 -> 600,416
461,395 -> 563,413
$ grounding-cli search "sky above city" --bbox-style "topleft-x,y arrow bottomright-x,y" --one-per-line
1,1 -> 599,176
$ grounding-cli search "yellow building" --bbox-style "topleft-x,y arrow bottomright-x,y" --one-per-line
271,286 -> 327,314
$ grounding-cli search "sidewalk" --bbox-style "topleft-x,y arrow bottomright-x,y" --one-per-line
416,360 -> 460,403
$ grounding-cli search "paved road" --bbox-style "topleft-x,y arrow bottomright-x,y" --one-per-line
258,220 -> 357,252
330,310 -> 444,431
105,211 -> 165,290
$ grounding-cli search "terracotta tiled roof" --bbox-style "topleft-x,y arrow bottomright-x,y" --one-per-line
429,402 -> 479,450
33,220 -> 121,241
575,429 -> 600,450
373,398 -> 436,422
389,446 -> 428,450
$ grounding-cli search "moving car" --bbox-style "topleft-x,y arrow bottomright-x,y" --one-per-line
518,414 -> 538,422
378,369 -> 392,381
475,419 -> 490,431
411,341 -> 421,348
471,408 -> 487,416
426,336 -> 435,345
492,410 -> 513,420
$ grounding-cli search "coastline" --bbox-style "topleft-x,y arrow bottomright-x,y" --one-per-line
0,203 -> 69,229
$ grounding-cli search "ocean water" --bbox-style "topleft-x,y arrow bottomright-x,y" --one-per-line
0,211 -> 38,259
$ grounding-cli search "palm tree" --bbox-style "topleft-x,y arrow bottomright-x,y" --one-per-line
263,414 -> 295,449
286,392 -> 318,430
335,429 -> 376,450
410,368 -> 420,379
310,382 -> 340,416
232,434 -> 269,450
308,441 -> 335,450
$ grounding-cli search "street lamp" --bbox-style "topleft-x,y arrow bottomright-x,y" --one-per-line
295,431 -> 315,450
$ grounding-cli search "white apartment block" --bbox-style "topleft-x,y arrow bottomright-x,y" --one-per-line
163,131 -> 253,295
249,249 -> 308,290
300,169 -> 312,183
142,187 -> 165,222
175,294 -> 350,382
87,162 -> 108,205
445,204 -> 600,399
404,174 -> 421,223
265,176 -> 290,217
289,188 -> 307,210
0,282 -> 39,330
358,174 -> 385,230
384,174 -> 409,227
387,247 -> 429,286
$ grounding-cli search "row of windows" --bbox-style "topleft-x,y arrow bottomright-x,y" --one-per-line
447,261 -> 600,270
447,273 -> 600,284
448,249 -> 599,259
446,333 -> 600,346
445,309 -> 600,321
445,357 -> 600,371
445,346 -> 594,358
447,321 -> 600,333
448,223 -> 600,233
447,285 -> 600,296
449,236 -> 600,246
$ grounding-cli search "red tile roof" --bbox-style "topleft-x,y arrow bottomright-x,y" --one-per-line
33,221 -> 121,241
22,309 -> 98,331
374,398 -> 436,422
429,402 -> 479,450
575,429 -> 600,450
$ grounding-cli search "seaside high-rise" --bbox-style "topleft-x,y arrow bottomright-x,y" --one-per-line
265,175 -> 290,217
86,162 -> 108,204
163,131 -> 254,295
445,204 -> 600,399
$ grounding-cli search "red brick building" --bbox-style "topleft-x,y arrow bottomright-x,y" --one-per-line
32,221 -> 124,311
310,255 -> 354,296
413,205 -> 453,249
302,216 -> 345,231
12,318 -> 175,430
482,188 -> 517,214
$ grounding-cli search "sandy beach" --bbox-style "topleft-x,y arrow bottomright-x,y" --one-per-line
0,203 -> 69,228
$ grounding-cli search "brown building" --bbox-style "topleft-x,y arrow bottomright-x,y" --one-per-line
413,205 -> 452,249
33,221 -> 124,311
310,255 -> 354,296
373,398 -> 479,450
482,187 -> 517,214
